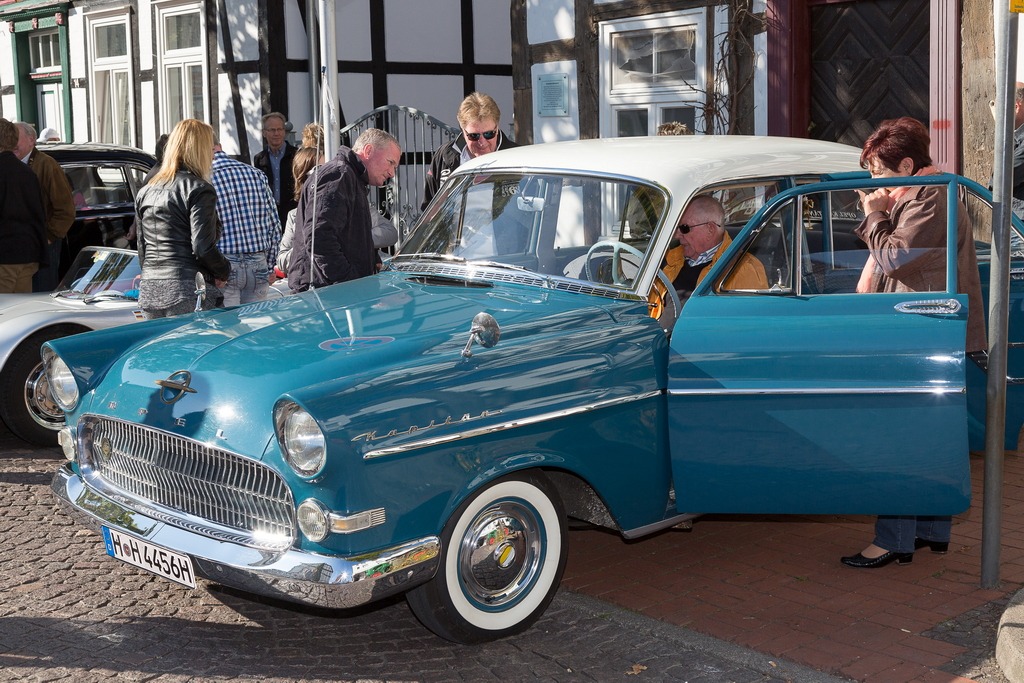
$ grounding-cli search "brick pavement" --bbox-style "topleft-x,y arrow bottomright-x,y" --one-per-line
0,433 -> 849,683
562,452 -> 1024,682
2,423 -> 1020,681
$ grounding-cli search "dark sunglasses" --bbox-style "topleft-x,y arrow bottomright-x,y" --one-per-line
465,129 -> 497,141
676,220 -> 717,234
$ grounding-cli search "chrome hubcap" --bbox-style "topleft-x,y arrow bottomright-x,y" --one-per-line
25,361 -> 63,430
458,501 -> 543,608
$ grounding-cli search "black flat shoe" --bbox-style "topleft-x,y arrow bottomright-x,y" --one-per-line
914,538 -> 949,553
840,550 -> 913,568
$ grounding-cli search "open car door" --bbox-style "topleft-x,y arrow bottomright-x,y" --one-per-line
667,175 -> 973,515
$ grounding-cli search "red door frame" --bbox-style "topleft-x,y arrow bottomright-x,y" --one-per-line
766,0 -> 960,172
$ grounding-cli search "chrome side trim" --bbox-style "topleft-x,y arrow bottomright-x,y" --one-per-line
51,465 -> 440,610
362,390 -> 662,459
669,385 -> 965,397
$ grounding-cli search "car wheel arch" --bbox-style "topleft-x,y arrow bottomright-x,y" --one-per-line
451,458 -> 619,535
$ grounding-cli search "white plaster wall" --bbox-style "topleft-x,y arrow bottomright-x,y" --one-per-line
388,74 -> 465,123
216,72 -> 262,158
530,61 -> 579,142
218,0 -> 260,62
140,80 -> 157,150
285,0 -> 309,60
753,0 -> 767,136
338,72 -> 375,124
386,0 -> 462,63
138,0 -> 154,72
287,70 -> 314,140
474,0 -> 513,64
68,8 -> 89,142
336,1 -> 372,61
526,0 -> 573,44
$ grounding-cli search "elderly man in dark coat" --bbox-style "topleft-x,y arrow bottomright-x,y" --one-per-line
288,128 -> 401,293
0,118 -> 48,293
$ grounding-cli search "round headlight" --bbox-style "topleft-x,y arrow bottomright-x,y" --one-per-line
297,499 -> 329,542
47,355 -> 79,410
275,402 -> 326,476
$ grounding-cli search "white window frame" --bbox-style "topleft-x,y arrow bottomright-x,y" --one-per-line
599,9 -> 714,138
155,1 -> 207,131
87,13 -> 135,146
29,28 -> 62,75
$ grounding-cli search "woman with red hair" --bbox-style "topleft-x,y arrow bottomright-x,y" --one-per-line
842,116 -> 985,568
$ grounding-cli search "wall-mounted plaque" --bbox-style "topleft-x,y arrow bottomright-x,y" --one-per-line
537,73 -> 569,117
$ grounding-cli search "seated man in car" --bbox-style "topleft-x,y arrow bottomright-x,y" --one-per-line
663,195 -> 768,298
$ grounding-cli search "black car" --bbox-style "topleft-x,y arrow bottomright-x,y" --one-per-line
41,143 -> 156,280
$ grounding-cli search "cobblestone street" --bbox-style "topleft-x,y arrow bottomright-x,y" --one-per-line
0,427 -> 849,683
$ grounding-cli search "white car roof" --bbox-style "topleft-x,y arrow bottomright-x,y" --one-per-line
456,136 -> 865,194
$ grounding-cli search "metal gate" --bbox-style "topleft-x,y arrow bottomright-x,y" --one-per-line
339,105 -> 459,244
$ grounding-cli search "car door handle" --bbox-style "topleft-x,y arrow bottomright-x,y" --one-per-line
893,299 -> 962,315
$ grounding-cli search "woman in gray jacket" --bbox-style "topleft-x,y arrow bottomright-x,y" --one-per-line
135,119 -> 231,318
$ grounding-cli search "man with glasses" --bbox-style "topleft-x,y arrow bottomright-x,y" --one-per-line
662,195 -> 768,298
253,112 -> 297,227
421,92 -> 517,210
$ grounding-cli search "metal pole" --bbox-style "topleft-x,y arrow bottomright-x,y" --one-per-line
982,1 -> 1018,588
307,0 -> 320,122
318,0 -> 339,160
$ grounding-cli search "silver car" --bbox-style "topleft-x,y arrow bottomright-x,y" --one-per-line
0,247 -> 144,445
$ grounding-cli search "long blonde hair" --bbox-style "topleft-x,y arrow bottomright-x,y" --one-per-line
150,119 -> 215,185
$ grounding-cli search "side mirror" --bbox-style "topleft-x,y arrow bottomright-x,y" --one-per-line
461,312 -> 501,358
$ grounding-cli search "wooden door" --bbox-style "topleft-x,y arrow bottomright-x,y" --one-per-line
807,0 -> 929,147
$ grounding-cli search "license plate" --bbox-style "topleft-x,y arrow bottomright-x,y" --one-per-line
101,527 -> 197,589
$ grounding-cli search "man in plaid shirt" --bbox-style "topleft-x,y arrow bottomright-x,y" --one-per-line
211,142 -> 282,305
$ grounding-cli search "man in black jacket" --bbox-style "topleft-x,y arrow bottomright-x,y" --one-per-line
289,128 -> 401,293
421,92 -> 517,210
0,118 -> 48,293
253,112 -> 297,227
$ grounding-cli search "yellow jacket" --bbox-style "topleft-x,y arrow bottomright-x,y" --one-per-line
649,233 -> 768,319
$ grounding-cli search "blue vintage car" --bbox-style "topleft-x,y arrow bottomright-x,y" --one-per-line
46,136 -> 1023,643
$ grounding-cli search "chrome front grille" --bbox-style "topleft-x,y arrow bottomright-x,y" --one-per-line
78,416 -> 295,549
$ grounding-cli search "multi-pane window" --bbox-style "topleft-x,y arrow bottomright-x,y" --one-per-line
29,30 -> 61,73
157,3 -> 206,130
90,19 -> 133,145
611,26 -> 696,88
600,11 -> 708,138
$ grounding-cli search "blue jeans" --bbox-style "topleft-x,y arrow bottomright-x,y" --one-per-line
222,253 -> 269,307
32,240 -> 62,292
873,516 -> 951,554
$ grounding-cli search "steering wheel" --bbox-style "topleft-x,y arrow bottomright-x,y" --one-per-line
584,240 -> 646,285
649,269 -> 683,333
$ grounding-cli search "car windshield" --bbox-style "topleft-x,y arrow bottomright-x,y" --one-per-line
54,248 -> 141,301
397,172 -> 668,291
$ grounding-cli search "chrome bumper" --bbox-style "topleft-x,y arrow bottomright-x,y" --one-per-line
51,464 -> 440,609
